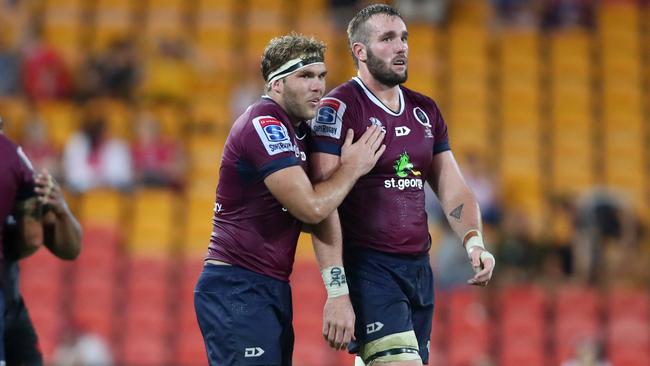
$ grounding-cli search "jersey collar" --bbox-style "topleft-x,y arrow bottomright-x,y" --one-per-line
352,77 -> 404,116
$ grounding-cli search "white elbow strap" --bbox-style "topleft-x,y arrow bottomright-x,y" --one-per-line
463,230 -> 485,256
321,265 -> 349,298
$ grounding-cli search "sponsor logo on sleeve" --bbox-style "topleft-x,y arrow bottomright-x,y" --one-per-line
252,116 -> 294,155
311,97 -> 345,139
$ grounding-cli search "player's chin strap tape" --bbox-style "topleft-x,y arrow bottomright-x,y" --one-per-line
266,56 -> 324,85
363,347 -> 420,364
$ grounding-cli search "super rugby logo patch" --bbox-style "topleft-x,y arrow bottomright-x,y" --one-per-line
311,97 -> 345,139
252,116 -> 294,156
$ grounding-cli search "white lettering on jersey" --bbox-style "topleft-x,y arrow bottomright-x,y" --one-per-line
311,97 -> 345,139
252,116 -> 294,156
244,347 -> 265,358
16,146 -> 34,172
395,126 -> 411,137
214,203 -> 223,213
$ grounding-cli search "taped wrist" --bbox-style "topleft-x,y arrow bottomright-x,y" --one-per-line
463,230 -> 485,256
321,266 -> 349,298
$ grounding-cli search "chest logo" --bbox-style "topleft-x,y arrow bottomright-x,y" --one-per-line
413,107 -> 433,138
368,117 -> 387,133
385,151 -> 424,190
395,126 -> 411,137
394,151 -> 421,178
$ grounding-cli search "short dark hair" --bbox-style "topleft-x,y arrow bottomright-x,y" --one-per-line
261,33 -> 326,83
347,4 -> 403,67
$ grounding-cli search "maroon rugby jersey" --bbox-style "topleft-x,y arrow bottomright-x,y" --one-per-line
310,77 -> 450,255
206,96 -> 310,281
0,134 -> 36,262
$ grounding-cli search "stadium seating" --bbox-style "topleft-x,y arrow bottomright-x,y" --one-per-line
8,1 -> 649,365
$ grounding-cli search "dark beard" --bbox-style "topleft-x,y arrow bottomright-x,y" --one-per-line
366,48 -> 407,87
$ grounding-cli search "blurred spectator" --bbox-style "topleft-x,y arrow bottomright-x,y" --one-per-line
496,208 -> 537,284
433,217 -> 475,290
76,38 -> 140,101
62,112 -> 133,193
329,0 -> 360,30
395,0 -> 449,25
462,152 -> 501,225
53,327 -> 113,366
561,338 -> 611,366
0,31 -> 21,96
574,189 -> 638,285
540,0 -> 594,31
141,36 -> 197,103
20,110 -> 60,178
131,110 -> 185,189
20,31 -> 72,100
230,59 -> 262,121
491,0 -> 536,28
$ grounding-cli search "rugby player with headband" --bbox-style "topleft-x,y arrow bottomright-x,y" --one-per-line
194,33 -> 386,365
309,5 -> 496,365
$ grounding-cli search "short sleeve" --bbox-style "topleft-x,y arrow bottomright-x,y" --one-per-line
431,102 -> 450,155
309,94 -> 359,156
242,115 -> 300,178
15,146 -> 36,200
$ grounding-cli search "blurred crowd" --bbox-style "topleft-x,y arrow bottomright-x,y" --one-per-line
1,0 -> 647,293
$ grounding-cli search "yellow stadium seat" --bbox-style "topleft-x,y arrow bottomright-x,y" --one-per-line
42,0 -> 84,65
0,98 -> 28,140
183,197 -> 215,255
145,0 -> 187,41
38,101 -> 78,151
92,0 -> 137,51
128,188 -> 177,255
79,189 -> 124,227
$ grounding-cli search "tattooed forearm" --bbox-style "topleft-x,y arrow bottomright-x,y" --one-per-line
448,203 -> 464,222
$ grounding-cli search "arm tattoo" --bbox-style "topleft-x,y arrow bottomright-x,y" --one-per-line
448,204 -> 464,222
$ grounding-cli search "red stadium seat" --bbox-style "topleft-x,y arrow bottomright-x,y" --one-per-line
553,285 -> 601,364
498,285 -> 547,366
447,289 -> 489,366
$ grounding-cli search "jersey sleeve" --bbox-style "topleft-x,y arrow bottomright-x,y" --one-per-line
15,146 -> 36,200
242,115 -> 300,179
309,91 -> 360,156
431,101 -> 451,155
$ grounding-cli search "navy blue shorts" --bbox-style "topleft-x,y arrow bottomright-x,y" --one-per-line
0,289 -> 5,365
194,264 -> 294,366
345,247 -> 434,364
4,296 -> 43,366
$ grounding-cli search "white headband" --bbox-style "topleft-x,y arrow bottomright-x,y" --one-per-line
266,56 -> 324,85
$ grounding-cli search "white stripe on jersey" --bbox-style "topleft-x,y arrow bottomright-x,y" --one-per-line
16,146 -> 34,172
352,77 -> 405,116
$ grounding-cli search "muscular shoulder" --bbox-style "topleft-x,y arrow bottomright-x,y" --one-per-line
401,86 -> 441,116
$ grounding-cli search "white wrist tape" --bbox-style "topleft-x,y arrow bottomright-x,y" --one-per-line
321,266 -> 349,298
464,230 -> 485,256
479,250 -> 495,264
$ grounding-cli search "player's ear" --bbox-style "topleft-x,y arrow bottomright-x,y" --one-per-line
352,43 -> 367,63
270,79 -> 283,94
